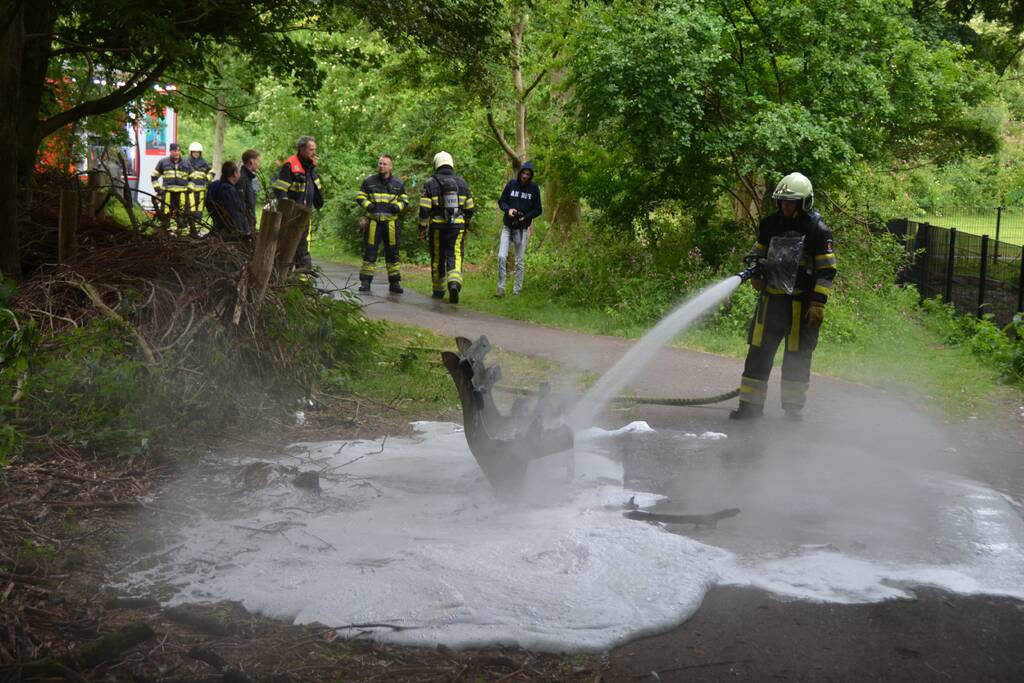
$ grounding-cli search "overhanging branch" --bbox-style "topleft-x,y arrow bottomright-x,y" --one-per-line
34,57 -> 173,143
486,109 -> 520,165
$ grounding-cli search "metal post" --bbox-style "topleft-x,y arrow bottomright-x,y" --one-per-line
1017,245 -> 1024,313
919,223 -> 932,299
994,206 -> 1002,262
944,228 -> 956,303
978,235 -> 990,317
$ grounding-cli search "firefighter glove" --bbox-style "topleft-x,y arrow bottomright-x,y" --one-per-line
750,277 -> 765,292
806,301 -> 825,328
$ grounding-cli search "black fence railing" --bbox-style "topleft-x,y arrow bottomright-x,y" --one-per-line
887,219 -> 1024,326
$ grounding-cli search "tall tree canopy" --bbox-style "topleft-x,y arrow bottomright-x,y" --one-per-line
0,0 -> 503,279
559,0 -> 1000,225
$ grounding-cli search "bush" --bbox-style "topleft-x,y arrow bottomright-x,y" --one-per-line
1,252 -> 383,462
921,299 -> 1024,384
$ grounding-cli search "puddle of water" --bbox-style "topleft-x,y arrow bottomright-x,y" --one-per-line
115,422 -> 1024,653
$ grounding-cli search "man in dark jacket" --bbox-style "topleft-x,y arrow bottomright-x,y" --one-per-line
272,136 -> 324,270
206,161 -> 247,237
731,172 -> 836,422
355,154 -> 408,293
418,151 -> 474,304
496,160 -> 542,297
150,142 -> 190,231
238,149 -> 261,236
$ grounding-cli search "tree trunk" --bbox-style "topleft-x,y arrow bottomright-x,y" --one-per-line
0,5 -> 26,280
542,66 -> 581,238
730,173 -> 767,225
212,61 -> 226,177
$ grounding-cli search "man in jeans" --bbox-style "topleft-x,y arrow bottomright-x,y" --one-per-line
496,160 -> 542,296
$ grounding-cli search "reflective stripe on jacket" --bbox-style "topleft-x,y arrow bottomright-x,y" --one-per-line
355,173 -> 408,220
151,157 -> 191,191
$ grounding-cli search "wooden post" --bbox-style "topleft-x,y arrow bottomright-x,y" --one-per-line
59,189 -> 79,263
250,208 -> 283,303
275,198 -> 312,274
86,170 -> 106,217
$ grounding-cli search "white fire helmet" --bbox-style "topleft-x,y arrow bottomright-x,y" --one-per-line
433,151 -> 454,169
188,142 -> 204,154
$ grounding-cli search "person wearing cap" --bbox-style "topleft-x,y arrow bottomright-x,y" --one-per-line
730,172 -> 836,422
186,142 -> 214,234
355,154 -> 408,293
496,160 -> 542,297
150,142 -> 191,231
418,151 -> 474,303
272,135 -> 324,271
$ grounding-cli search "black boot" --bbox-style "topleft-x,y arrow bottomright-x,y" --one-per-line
389,281 -> 404,294
358,277 -> 372,292
432,291 -> 445,299
729,402 -> 763,420
448,283 -> 460,304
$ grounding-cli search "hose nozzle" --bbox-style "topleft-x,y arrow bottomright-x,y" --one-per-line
737,255 -> 765,282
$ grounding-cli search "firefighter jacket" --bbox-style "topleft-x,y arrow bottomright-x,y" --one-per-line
418,168 -> 474,228
151,156 -> 190,192
355,173 -> 408,221
751,209 -> 836,304
272,155 -> 324,209
497,161 -> 542,229
187,156 -> 214,191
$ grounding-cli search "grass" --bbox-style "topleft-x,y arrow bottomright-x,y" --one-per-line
346,320 -> 584,423
919,212 -> 1024,246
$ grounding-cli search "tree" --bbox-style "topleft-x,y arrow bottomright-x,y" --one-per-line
0,0 -> 503,280
561,0 -> 1000,227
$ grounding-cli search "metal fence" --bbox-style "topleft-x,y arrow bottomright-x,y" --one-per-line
887,219 -> 1024,326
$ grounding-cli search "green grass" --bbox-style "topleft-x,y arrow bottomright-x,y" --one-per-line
919,213 -> 1024,246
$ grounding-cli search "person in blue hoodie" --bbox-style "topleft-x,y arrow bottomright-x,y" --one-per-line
496,160 -> 542,296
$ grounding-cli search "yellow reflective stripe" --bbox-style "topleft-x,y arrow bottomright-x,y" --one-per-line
314,177 -> 323,189
272,179 -> 290,190
787,301 -> 801,352
780,379 -> 808,403
398,193 -> 409,207
739,376 -> 767,405
432,229 -> 442,288
814,283 -> 832,296
464,197 -> 475,210
815,253 -> 837,268
388,222 -> 397,245
751,295 -> 767,347
370,193 -> 399,202
451,230 -> 465,281
418,197 -> 433,208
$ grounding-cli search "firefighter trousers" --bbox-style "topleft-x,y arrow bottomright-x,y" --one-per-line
360,219 -> 401,283
428,225 -> 465,295
157,190 -> 188,230
739,293 -> 820,410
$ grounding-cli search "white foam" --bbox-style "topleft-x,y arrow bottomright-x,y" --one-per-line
117,422 -> 1024,653
118,422 -> 727,652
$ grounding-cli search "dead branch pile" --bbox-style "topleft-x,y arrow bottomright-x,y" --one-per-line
14,236 -> 287,368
